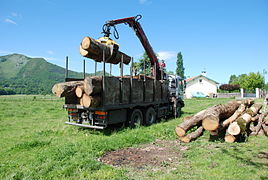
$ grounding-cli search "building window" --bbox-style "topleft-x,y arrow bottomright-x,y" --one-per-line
199,79 -> 202,83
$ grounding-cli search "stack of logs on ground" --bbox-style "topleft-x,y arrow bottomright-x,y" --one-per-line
176,100 -> 268,143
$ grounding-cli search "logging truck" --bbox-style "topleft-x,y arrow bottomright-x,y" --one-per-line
56,15 -> 185,129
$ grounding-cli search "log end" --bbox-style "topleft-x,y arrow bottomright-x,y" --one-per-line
75,86 -> 84,98
202,115 -> 219,131
227,122 -> 241,135
175,126 -> 186,137
80,44 -> 89,57
180,136 -> 190,143
224,134 -> 236,143
81,36 -> 91,50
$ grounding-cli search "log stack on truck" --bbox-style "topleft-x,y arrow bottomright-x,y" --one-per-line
52,15 -> 185,129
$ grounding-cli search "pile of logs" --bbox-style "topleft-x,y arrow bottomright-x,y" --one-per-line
80,36 -> 131,64
52,76 -> 102,108
175,100 -> 268,143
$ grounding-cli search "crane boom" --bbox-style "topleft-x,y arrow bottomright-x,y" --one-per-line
103,15 -> 161,79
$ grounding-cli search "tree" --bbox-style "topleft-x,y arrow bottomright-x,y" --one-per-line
229,72 -> 265,91
219,84 -> 240,92
136,52 -> 152,76
176,52 -> 185,79
229,75 -> 237,84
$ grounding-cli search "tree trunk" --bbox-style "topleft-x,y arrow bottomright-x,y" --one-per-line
84,76 -> 102,96
202,101 -> 240,131
222,104 -> 246,128
80,36 -> 131,64
52,81 -> 83,97
227,103 -> 263,136
175,109 -> 206,137
75,86 -> 84,98
180,126 -> 204,143
81,94 -> 101,108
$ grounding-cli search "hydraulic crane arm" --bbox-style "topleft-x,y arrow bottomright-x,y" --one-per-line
102,15 -> 161,79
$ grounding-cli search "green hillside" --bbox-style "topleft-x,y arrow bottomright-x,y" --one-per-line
0,54 -> 105,95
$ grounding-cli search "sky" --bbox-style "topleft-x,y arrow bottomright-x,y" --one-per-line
0,0 -> 267,84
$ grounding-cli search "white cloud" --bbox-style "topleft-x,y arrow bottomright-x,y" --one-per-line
139,0 -> 147,4
0,50 -> 13,54
47,50 -> 54,55
4,18 -> 17,25
139,0 -> 152,4
157,51 -> 176,60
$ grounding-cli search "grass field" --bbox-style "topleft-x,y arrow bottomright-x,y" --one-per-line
0,95 -> 267,179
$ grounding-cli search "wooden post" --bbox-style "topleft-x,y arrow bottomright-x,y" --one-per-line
102,50 -> 105,106
130,57 -> 133,103
95,61 -> 97,76
120,55 -> 123,103
83,59 -> 86,79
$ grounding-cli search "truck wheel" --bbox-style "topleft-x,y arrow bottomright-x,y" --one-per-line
145,107 -> 156,125
129,109 -> 143,128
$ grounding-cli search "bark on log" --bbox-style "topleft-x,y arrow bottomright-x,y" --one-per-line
222,104 -> 246,128
202,101 -> 240,131
80,36 -> 131,64
175,109 -> 206,137
52,81 -> 83,97
251,114 -> 260,122
84,76 -> 102,96
180,126 -> 204,143
81,94 -> 101,108
227,103 -> 263,136
75,86 -> 84,98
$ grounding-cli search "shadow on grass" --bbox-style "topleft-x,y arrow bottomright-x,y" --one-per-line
76,111 -> 186,136
220,148 -> 268,169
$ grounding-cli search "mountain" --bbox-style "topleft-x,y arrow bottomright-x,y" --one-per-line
0,53 -> 105,95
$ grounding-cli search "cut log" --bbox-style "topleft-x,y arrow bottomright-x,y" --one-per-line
75,86 -> 84,98
52,81 -> 83,97
202,101 -> 240,131
228,103 -> 263,136
222,104 -> 246,128
227,122 -> 241,135
84,76 -> 102,96
180,126 -> 204,143
224,134 -> 236,143
81,94 -> 101,108
175,109 -> 206,137
80,36 -> 131,64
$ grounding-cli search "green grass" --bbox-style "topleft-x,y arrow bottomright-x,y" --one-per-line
0,96 -> 267,179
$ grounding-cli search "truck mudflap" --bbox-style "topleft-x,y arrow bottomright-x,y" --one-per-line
65,122 -> 105,129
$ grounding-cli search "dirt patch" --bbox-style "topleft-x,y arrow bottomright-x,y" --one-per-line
99,139 -> 188,171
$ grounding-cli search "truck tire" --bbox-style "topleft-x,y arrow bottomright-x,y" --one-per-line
129,109 -> 143,128
145,107 -> 156,125
175,103 -> 182,118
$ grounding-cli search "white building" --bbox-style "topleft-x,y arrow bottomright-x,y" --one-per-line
185,73 -> 219,99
